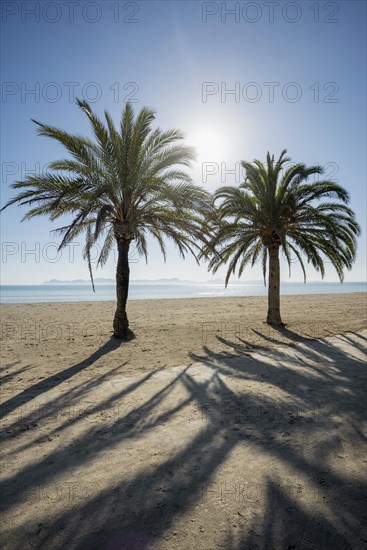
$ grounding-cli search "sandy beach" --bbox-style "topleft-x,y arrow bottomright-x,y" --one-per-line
1,292 -> 367,549
1,292 -> 366,379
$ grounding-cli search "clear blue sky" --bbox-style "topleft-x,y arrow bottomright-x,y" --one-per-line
1,0 -> 366,284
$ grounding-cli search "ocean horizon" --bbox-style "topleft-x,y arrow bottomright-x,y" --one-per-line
0,281 -> 366,304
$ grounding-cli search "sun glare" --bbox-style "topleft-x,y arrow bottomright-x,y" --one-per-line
190,129 -> 227,163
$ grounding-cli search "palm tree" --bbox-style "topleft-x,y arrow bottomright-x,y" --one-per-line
1,100 -> 211,339
202,150 -> 361,324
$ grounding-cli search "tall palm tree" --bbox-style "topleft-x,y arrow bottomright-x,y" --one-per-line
202,150 -> 361,324
1,100 -> 211,339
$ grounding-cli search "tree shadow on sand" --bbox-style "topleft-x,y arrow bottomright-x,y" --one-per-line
222,477 -> 358,550
1,329 -> 366,549
1,338 -> 123,420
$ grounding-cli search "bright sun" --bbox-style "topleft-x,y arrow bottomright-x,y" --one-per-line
190,129 -> 227,162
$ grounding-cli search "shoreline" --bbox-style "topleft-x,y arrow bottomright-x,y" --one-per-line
1,289 -> 366,306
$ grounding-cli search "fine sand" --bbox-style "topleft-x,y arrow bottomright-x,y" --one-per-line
1,293 -> 367,549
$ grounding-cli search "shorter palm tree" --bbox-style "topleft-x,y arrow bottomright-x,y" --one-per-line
2,100 -> 212,339
202,150 -> 361,324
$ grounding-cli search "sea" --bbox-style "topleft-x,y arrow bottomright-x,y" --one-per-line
0,281 -> 366,304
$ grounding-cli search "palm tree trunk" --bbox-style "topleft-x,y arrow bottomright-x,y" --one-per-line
267,245 -> 283,324
113,238 -> 134,340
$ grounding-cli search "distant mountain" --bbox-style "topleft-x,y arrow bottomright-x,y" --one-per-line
43,277 -> 198,285
42,277 -> 263,285
43,278 -> 115,285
